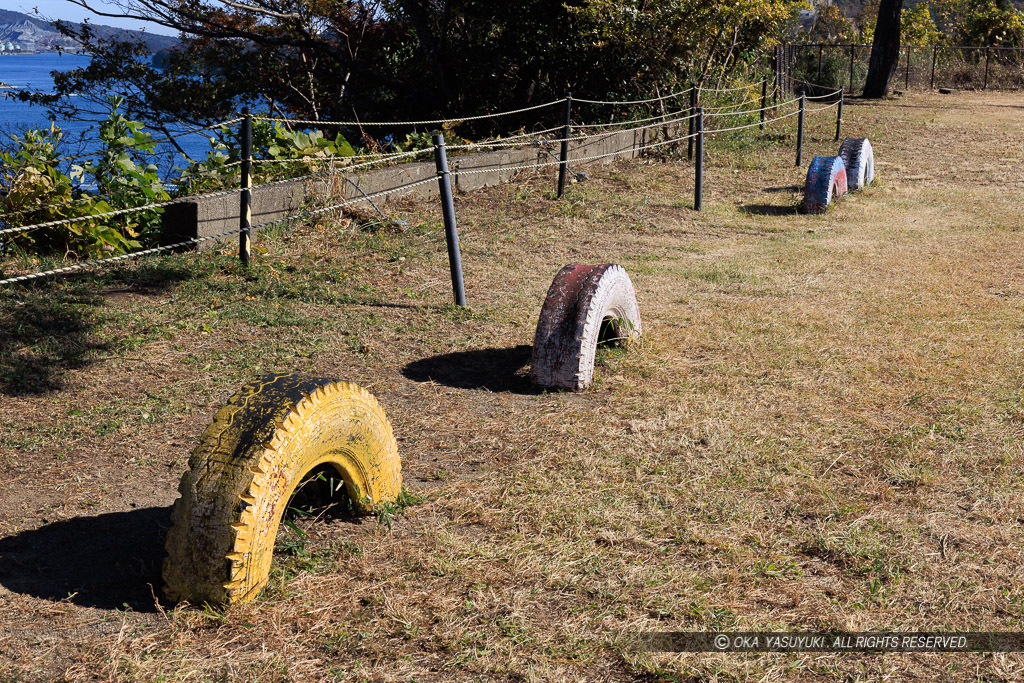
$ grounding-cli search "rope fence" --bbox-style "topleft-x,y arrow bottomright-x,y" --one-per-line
2,77 -> 847,296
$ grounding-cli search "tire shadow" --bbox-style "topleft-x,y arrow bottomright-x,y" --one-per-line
402,345 -> 538,393
762,184 -> 802,194
0,263 -> 193,396
741,203 -> 802,216
0,506 -> 170,611
0,287 -> 109,396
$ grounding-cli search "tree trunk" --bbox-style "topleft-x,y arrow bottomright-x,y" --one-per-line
862,0 -> 904,98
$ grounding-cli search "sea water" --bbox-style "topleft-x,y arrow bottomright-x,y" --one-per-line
0,52 -> 215,174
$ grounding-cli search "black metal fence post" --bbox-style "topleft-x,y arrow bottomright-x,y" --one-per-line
432,133 -> 467,307
772,47 -> 779,107
796,92 -> 805,167
984,47 -> 991,90
849,45 -> 855,92
835,87 -> 844,141
760,78 -> 768,130
687,86 -> 697,161
774,64 -> 779,107
931,45 -> 937,89
694,107 -> 703,212
905,46 -> 912,90
556,93 -> 573,198
238,106 -> 252,267
788,44 -> 794,93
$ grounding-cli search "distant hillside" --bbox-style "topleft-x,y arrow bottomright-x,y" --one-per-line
0,9 -> 178,54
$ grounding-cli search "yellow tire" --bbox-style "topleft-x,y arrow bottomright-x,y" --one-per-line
162,373 -> 401,605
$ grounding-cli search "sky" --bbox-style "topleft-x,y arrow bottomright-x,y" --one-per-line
16,0 -> 178,36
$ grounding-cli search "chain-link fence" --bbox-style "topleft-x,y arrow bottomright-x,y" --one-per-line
784,43 -> 1024,94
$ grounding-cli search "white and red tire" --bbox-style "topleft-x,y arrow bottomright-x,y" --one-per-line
803,155 -> 849,215
530,264 -> 641,391
838,137 -> 875,191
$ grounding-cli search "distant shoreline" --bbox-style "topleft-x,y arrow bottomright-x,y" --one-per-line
0,51 -> 90,56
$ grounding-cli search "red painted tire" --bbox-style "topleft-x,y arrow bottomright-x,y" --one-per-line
838,137 -> 875,191
803,155 -> 848,215
530,264 -> 641,391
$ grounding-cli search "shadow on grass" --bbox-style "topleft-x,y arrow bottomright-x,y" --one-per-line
0,262 -> 194,396
402,345 -> 537,393
741,203 -> 802,216
762,184 -> 802,194
0,506 -> 170,611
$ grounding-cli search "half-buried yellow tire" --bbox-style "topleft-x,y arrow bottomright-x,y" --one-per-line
162,373 -> 401,605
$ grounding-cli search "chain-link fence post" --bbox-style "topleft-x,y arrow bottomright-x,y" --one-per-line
849,45 -> 856,92
931,46 -> 938,89
906,47 -> 912,90
760,79 -> 768,131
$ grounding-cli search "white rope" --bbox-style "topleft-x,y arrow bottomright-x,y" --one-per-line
573,108 -> 694,129
0,227 -> 243,286
248,149 -> 428,165
705,96 -> 801,118
1,175 -> 441,286
2,182 -> 167,219
701,95 -> 764,112
804,89 -> 843,100
453,128 -> 701,178
806,101 -> 840,113
439,125 -> 567,149
791,76 -> 841,94
706,108 -> 800,134
254,176 -> 439,228
46,118 -> 243,165
0,148 -> 434,237
701,82 -> 762,93
252,99 -> 566,128
572,87 -> 692,106
0,186 -> 245,237
446,109 -> 700,152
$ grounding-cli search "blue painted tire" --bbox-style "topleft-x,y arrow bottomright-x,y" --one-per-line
803,155 -> 848,215
838,137 -> 875,191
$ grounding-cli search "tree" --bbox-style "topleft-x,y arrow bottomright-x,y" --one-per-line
863,0 -> 904,97
24,0 -> 804,137
808,5 -> 856,43
856,0 -> 881,42
934,0 -> 1024,47
901,2 -> 939,45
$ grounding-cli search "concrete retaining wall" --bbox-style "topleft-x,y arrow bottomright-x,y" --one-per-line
160,120 -> 690,249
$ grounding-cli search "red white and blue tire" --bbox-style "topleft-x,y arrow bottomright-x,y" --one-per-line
838,137 -> 875,191
803,155 -> 849,214
530,264 -> 641,391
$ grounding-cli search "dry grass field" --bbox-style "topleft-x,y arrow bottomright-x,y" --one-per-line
1,89 -> 1023,681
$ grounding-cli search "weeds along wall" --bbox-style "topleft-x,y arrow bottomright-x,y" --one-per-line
0,81 -> 844,293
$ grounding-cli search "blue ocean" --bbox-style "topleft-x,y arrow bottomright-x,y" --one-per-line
0,52 -> 214,173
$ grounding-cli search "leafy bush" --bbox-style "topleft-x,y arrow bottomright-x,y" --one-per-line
179,120 -> 359,194
0,96 -> 169,258
1,100 -> 363,258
